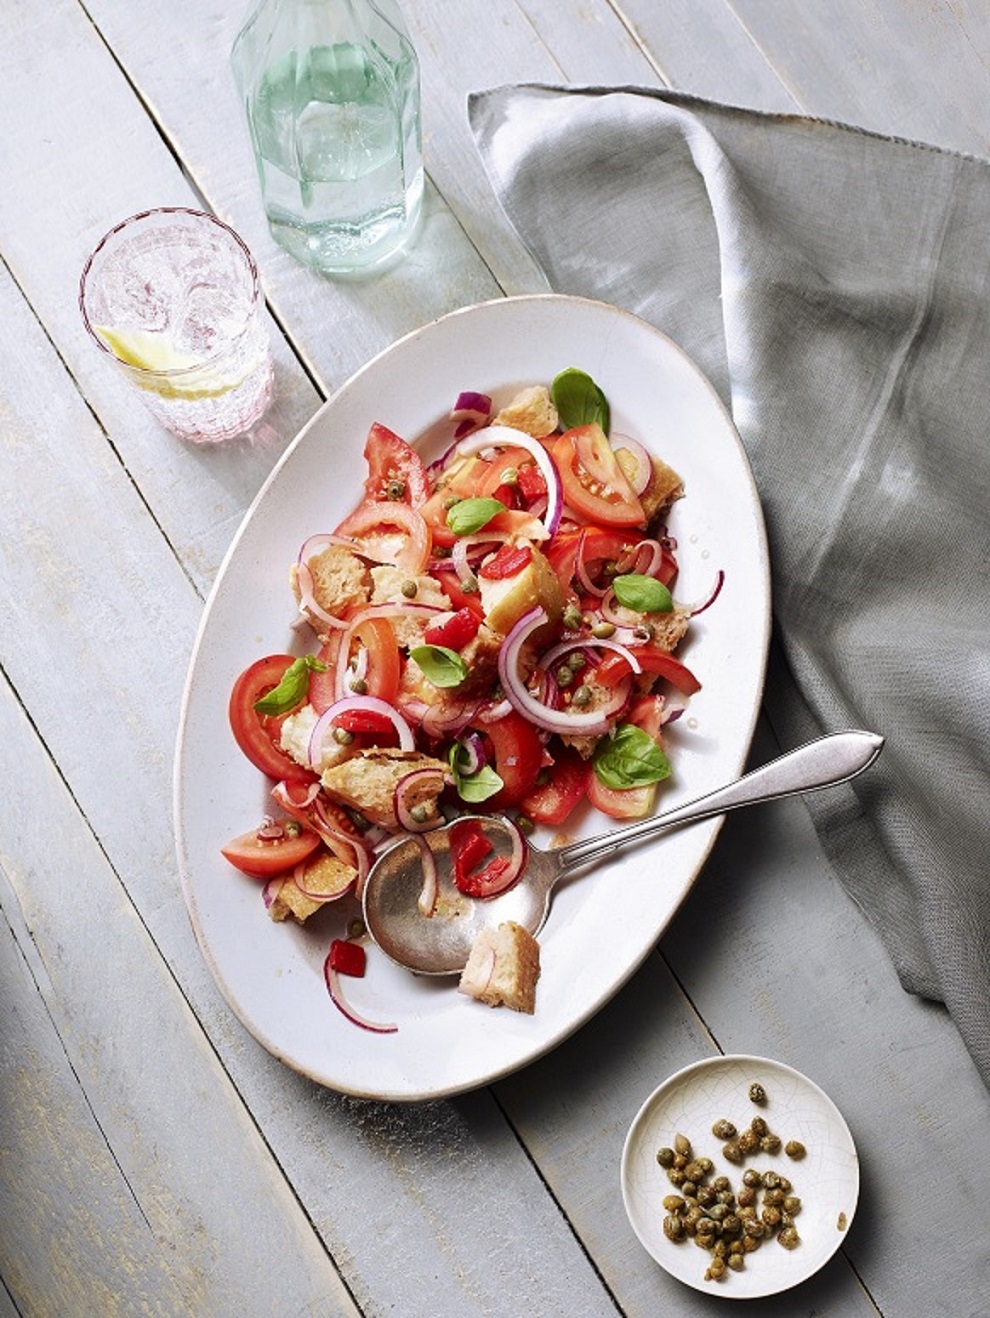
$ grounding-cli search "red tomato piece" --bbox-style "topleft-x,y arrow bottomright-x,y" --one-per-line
516,464 -> 547,504
481,710 -> 544,808
334,500 -> 431,575
586,695 -> 666,820
595,646 -> 701,696
328,939 -> 367,976
333,708 -> 397,736
423,607 -> 482,651
344,616 -> 401,704
479,543 -> 534,580
429,569 -> 485,618
221,823 -> 322,878
229,655 -> 316,782
551,426 -> 645,528
520,749 -> 591,826
449,821 -> 513,898
363,422 -> 430,507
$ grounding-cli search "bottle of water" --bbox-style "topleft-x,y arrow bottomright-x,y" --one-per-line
232,0 -> 423,275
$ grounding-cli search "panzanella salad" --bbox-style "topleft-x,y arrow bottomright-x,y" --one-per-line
222,370 -> 721,1026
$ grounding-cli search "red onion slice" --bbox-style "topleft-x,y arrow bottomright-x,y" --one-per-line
497,607 -> 621,737
413,835 -> 439,916
676,569 -> 726,617
309,695 -> 416,766
456,425 -> 563,537
324,960 -> 398,1034
609,433 -> 653,495
537,636 -> 643,675
393,766 -> 447,832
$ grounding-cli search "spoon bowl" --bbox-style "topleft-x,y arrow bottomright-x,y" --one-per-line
362,730 -> 884,976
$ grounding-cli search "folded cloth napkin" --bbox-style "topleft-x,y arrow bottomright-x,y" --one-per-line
469,84 -> 990,1090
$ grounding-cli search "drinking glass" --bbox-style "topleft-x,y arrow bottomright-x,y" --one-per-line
80,207 -> 274,443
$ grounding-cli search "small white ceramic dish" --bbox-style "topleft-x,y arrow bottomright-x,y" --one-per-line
174,294 -> 770,1100
621,1054 -> 859,1297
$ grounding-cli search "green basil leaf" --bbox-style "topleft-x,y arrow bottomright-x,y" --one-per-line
592,723 -> 672,790
551,367 -> 610,433
446,497 -> 505,536
410,644 -> 468,688
253,654 -> 327,716
447,744 -> 504,802
612,573 -> 673,614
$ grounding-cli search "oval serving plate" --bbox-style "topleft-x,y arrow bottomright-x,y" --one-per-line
174,294 -> 770,1100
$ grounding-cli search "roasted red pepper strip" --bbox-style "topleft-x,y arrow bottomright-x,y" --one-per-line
328,939 -> 367,977
479,543 -> 533,580
424,606 -> 482,651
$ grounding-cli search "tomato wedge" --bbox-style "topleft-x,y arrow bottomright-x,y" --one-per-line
221,824 -> 322,878
229,655 -> 315,781
479,543 -> 533,580
342,615 -> 401,704
334,499 -> 431,574
596,645 -> 701,696
449,820 -> 514,897
428,569 -> 485,618
586,695 -> 666,820
519,748 -> 590,826
363,422 -> 430,507
423,607 -> 481,651
552,425 -> 645,528
481,710 -> 544,809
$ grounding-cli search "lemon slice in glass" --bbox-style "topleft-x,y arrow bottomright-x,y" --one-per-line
92,325 -> 241,400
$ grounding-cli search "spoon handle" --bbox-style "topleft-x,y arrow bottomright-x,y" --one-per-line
552,729 -> 884,875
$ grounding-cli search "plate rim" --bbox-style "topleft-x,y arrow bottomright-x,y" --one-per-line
173,293 -> 771,1100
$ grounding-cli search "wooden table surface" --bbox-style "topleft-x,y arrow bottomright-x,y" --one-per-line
3,3 -> 989,1315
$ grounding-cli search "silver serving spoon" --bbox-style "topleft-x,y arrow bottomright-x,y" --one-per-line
362,729 -> 884,976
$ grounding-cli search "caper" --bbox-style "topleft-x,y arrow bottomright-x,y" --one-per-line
663,1214 -> 685,1242
516,815 -> 535,835
742,1169 -> 762,1189
707,1203 -> 727,1222
722,1142 -> 743,1165
705,1257 -> 726,1280
347,917 -> 365,939
760,1133 -> 782,1155
748,1082 -> 768,1105
785,1140 -> 807,1160
409,803 -> 432,824
711,1119 -> 737,1141
761,1171 -> 782,1189
386,478 -> 406,500
284,819 -> 302,837
400,579 -> 418,598
674,1134 -> 692,1157
722,1214 -> 742,1236
762,1188 -> 784,1208
712,1176 -> 731,1193
591,621 -> 616,639
684,1162 -> 705,1183
746,1218 -> 767,1239
727,1252 -> 745,1272
681,1181 -> 697,1199
777,1227 -> 801,1250
667,1167 -> 686,1186
716,1189 -> 735,1206
696,1157 -> 714,1175
443,494 -> 461,510
662,1194 -> 685,1213
333,727 -> 355,745
349,677 -> 368,695
460,576 -> 480,593
737,1129 -> 760,1155
741,1233 -> 761,1253
696,1186 -> 715,1208
761,1206 -> 782,1228
555,665 -> 574,688
749,1116 -> 768,1138
632,624 -> 654,642
737,1187 -> 755,1209
673,1152 -> 689,1170
572,683 -> 593,706
782,1196 -> 801,1216
656,1147 -> 675,1168
779,1176 -> 792,1193
562,603 -> 584,630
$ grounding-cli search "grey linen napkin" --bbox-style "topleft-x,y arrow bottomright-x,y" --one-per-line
469,84 -> 990,1089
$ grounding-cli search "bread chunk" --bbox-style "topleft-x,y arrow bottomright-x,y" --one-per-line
458,921 -> 541,1013
321,748 -> 447,827
492,386 -> 558,438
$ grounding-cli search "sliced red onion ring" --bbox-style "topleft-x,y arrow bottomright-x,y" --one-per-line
291,859 -> 355,903
610,433 -> 652,494
450,533 -> 502,587
476,698 -> 512,723
309,696 -> 416,766
497,607 -> 625,736
296,560 -> 349,631
456,425 -> 563,537
676,569 -> 725,617
450,390 -> 492,439
537,637 -> 643,675
393,767 -> 447,832
324,959 -> 398,1034
414,835 -> 439,916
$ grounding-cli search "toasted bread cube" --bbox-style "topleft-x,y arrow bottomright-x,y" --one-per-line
479,543 -> 564,637
492,386 -> 558,438
266,852 -> 358,923
369,565 -> 451,647
458,921 -> 541,1013
639,456 -> 684,524
291,543 -> 371,626
321,748 -> 447,827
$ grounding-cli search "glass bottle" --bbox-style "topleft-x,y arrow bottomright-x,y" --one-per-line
231,0 -> 423,275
